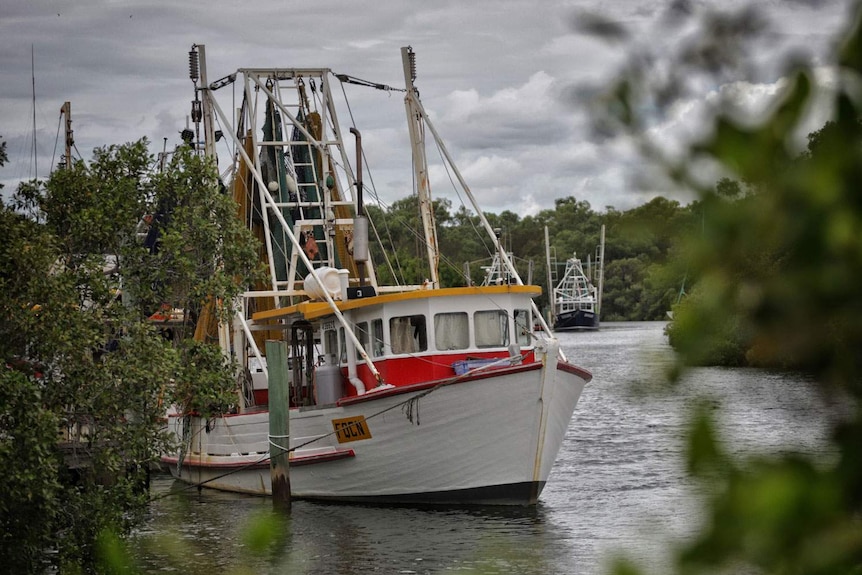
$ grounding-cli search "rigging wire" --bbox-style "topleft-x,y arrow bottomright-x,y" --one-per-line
72,143 -> 84,164
31,45 -> 37,179
333,73 -> 406,93
335,74 -> 406,285
50,112 -> 62,175
331,72 -> 502,290
432,136 -> 494,260
335,73 -> 458,287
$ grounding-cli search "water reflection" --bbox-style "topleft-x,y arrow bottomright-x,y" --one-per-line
135,478 -> 577,574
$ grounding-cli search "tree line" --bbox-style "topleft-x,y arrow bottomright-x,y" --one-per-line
366,192 -> 698,322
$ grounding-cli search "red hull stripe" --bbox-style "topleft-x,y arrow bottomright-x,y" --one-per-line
161,449 -> 355,469
557,362 -> 593,382
160,456 -> 269,470
165,359 -> 592,423
290,449 -> 355,466
337,361 -> 543,407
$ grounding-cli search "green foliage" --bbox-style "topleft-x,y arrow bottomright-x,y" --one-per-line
170,338 -> 239,417
665,74 -> 862,374
367,189 -> 695,319
666,281 -> 751,366
239,510 -> 288,554
598,2 -> 862,574
669,409 -> 862,575
122,146 -> 263,328
0,139 -> 259,571
0,370 -> 61,573
38,141 -> 150,257
96,529 -> 141,575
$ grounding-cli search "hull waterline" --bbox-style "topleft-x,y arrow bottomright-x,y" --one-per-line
163,358 -> 589,505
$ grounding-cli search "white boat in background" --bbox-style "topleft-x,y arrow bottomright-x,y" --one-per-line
545,225 -> 605,331
160,45 -> 591,505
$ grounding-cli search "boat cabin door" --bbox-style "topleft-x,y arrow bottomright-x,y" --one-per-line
289,321 -> 315,407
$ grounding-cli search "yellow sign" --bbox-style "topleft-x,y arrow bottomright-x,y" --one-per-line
332,415 -> 372,443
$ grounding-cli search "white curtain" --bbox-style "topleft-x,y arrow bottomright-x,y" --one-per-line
514,309 -> 530,345
434,313 -> 469,350
390,317 -> 416,354
475,310 -> 508,347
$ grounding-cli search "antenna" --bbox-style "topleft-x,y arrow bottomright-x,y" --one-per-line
32,44 -> 37,179
189,48 -> 200,83
60,101 -> 73,170
407,46 -> 417,82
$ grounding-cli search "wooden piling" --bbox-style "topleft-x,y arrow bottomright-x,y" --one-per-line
265,340 -> 291,509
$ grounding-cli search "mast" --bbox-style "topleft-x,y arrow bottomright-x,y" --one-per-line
597,224 -> 605,317
31,45 -> 37,178
191,44 -> 217,162
192,44 -> 230,357
60,101 -> 73,170
198,56 -> 384,386
396,48 -> 561,353
544,226 -> 555,325
401,47 -> 440,288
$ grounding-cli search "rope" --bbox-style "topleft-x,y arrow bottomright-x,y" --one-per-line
149,452 -> 271,502
402,394 -> 420,425
268,433 -> 290,453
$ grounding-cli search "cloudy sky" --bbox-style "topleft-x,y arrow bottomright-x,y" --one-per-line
0,0 -> 853,216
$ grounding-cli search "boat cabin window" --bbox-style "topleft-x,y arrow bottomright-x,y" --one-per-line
371,319 -> 385,357
355,322 -> 370,359
324,329 -> 338,363
474,310 -> 509,348
434,312 -> 469,350
514,309 -> 531,346
338,327 -> 346,364
389,315 -> 427,354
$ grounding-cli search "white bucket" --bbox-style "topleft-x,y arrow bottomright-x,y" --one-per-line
314,363 -> 344,405
304,267 -> 343,301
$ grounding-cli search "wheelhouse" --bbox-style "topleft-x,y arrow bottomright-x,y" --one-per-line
251,285 -> 541,403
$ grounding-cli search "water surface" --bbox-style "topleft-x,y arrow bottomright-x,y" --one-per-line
134,322 -> 834,574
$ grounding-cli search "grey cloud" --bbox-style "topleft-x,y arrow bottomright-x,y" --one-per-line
0,0 -> 850,214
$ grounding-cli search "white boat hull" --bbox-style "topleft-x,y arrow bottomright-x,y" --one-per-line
162,353 -> 588,505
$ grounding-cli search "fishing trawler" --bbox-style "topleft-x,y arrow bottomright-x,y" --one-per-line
160,45 -> 592,505
545,226 -> 605,331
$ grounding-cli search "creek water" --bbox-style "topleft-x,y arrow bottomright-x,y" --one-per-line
132,322 -> 836,574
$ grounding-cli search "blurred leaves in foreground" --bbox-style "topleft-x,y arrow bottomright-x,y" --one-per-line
591,1 -> 862,574
97,509 -> 288,575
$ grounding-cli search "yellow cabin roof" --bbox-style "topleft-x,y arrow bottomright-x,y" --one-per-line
251,284 -> 542,324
